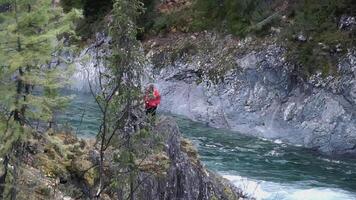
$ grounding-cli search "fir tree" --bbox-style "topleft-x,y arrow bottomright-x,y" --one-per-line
87,0 -> 160,198
0,0 -> 81,198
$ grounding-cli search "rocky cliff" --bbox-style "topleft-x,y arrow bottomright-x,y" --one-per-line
70,30 -> 356,157
16,117 -> 247,199
134,117 -> 247,200
142,32 -> 356,157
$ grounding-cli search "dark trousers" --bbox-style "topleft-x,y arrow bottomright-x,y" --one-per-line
146,107 -> 157,116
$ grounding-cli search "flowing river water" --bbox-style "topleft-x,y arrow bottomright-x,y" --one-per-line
58,93 -> 356,200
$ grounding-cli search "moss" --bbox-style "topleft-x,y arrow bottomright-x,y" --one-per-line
35,153 -> 68,178
136,152 -> 170,175
68,153 -> 98,187
223,186 -> 237,200
31,131 -> 92,182
84,166 -> 97,187
285,38 -> 343,78
180,138 -> 199,165
211,195 -> 219,200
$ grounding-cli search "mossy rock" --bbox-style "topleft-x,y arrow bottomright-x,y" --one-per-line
55,132 -> 79,145
180,138 -> 199,165
69,154 -> 97,187
35,153 -> 69,178
32,132 -> 88,180
18,166 -> 59,199
84,167 -> 97,187
137,152 -> 170,175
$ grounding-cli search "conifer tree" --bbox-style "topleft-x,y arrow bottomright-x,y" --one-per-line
89,0 -> 157,199
0,0 -> 81,198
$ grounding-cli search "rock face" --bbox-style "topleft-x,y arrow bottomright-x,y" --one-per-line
71,31 -> 356,156
16,117 -> 247,200
70,32 -> 111,93
135,117 -> 247,200
143,33 -> 356,156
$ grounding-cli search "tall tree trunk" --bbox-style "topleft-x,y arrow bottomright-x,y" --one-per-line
14,68 -> 24,124
0,155 -> 9,199
10,160 -> 18,200
128,133 -> 134,200
10,2 -> 23,199
10,142 -> 22,200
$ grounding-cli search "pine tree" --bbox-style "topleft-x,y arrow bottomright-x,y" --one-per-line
88,0 -> 156,198
109,1 -> 146,199
0,0 -> 81,198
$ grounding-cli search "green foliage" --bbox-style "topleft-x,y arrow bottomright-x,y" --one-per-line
61,0 -> 112,19
141,0 -> 279,36
82,0 -> 112,23
140,1 -> 195,35
192,0 -> 275,36
285,0 -> 355,77
61,0 -> 85,12
0,0 -> 81,154
60,0 -> 113,40
91,0 -> 161,198
139,0 -> 355,78
140,0 -> 354,78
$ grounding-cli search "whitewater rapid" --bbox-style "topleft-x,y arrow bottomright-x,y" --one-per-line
223,174 -> 356,200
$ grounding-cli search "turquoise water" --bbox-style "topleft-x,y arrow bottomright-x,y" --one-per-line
60,93 -> 356,200
57,93 -> 102,137
176,117 -> 356,200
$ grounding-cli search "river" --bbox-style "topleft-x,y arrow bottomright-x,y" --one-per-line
58,93 -> 356,200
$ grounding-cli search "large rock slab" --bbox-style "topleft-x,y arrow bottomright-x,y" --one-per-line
144,33 -> 356,157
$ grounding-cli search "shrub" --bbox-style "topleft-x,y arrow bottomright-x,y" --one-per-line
285,0 -> 355,77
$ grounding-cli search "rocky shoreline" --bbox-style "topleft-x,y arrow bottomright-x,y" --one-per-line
15,117 -> 248,199
70,31 -> 355,157
143,32 -> 356,157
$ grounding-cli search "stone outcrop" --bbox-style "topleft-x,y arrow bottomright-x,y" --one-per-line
143,32 -> 356,156
70,30 -> 355,157
15,117 -> 248,199
134,117 -> 247,200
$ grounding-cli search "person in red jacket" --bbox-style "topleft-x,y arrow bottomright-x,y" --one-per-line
144,84 -> 161,116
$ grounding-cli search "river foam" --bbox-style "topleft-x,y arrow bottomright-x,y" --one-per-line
222,174 -> 356,200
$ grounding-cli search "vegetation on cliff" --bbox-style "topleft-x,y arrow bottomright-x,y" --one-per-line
0,0 -> 80,198
73,0 -> 355,79
140,0 -> 355,77
63,0 -> 355,78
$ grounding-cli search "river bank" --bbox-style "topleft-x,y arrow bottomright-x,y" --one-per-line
70,30 -> 356,157
58,92 -> 356,200
17,113 -> 248,199
143,32 -> 356,157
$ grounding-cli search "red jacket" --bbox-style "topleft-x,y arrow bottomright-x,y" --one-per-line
145,87 -> 161,109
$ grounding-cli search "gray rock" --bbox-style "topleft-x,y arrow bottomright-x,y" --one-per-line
145,36 -> 356,157
71,33 -> 356,157
296,32 -> 307,42
135,117 -> 250,200
339,15 -> 356,31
